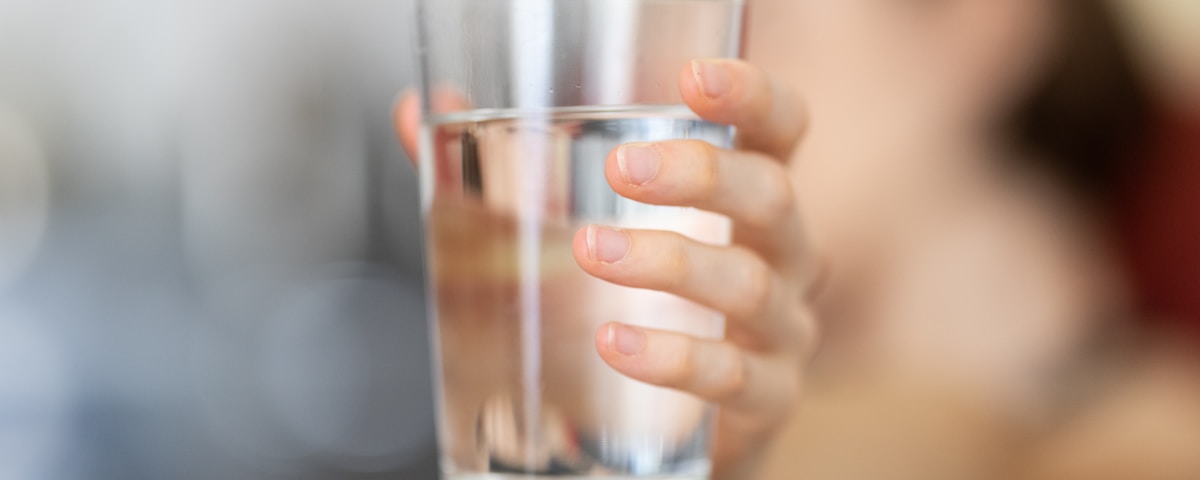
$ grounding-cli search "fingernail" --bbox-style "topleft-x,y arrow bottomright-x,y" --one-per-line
617,143 -> 661,186
609,323 -> 646,356
586,225 -> 631,264
691,60 -> 732,99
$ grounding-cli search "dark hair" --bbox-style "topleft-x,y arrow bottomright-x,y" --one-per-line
1009,0 -> 1151,205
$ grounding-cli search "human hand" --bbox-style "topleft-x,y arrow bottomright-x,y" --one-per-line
396,59 -> 819,480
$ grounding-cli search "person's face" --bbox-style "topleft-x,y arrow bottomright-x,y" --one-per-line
749,0 -> 1059,138
745,0 -> 1064,257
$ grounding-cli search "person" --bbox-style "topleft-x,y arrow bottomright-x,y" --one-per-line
397,0 -> 1198,478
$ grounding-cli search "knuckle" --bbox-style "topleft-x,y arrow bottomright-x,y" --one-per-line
745,166 -> 796,228
748,74 -> 775,122
656,140 -> 721,205
727,62 -> 769,117
648,232 -> 696,292
660,338 -> 698,388
657,234 -> 694,291
710,345 -> 749,401
732,251 -> 774,320
687,140 -> 722,202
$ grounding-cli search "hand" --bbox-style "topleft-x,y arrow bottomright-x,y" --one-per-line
396,59 -> 819,480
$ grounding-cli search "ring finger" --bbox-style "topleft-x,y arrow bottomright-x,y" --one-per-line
572,227 -> 807,349
594,323 -> 799,420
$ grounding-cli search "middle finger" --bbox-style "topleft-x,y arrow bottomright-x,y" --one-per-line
605,139 -> 803,259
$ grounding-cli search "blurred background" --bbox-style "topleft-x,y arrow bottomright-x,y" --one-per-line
0,0 -> 1197,479
0,0 -> 436,478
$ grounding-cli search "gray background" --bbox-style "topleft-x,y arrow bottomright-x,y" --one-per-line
0,0 -> 439,478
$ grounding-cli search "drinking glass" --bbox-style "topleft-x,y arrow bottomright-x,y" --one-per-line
415,1 -> 745,478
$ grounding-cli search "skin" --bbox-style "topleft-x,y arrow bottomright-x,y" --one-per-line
739,2 -> 1119,478
400,3 -> 1074,477
398,1 -> 1200,478
398,1 -> 1074,474
397,60 -> 816,478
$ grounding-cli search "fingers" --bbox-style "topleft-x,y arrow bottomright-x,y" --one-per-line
595,323 -> 799,416
679,59 -> 807,160
604,140 -> 801,255
392,88 -> 473,164
394,91 -> 422,162
572,226 -> 806,347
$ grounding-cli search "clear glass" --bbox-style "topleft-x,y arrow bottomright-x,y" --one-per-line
415,1 -> 745,478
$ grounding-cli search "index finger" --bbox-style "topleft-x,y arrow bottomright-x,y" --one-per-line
679,59 -> 807,160
393,91 -> 422,162
392,88 -> 474,164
